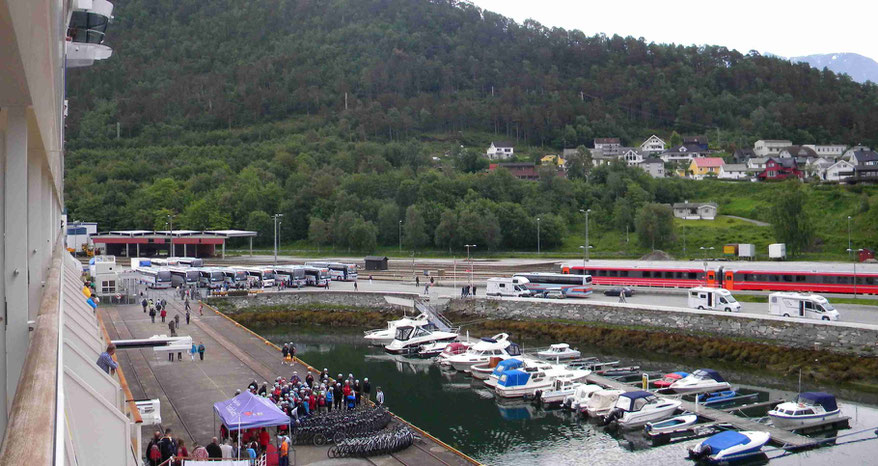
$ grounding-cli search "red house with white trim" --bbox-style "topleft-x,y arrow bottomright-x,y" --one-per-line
757,157 -> 803,181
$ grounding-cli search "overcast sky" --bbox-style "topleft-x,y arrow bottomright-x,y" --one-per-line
470,0 -> 875,61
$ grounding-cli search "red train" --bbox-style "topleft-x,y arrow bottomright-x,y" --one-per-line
561,263 -> 878,295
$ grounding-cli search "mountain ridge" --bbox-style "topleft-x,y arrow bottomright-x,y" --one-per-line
791,52 -> 878,84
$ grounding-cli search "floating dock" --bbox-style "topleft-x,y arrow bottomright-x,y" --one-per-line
586,373 -> 814,449
99,293 -> 479,465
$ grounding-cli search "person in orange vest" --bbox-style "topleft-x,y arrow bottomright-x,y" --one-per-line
278,436 -> 290,466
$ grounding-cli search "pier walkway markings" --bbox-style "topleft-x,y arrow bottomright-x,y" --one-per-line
100,292 -> 478,465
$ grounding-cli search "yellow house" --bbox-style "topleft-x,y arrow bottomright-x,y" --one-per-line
540,154 -> 566,168
688,157 -> 725,177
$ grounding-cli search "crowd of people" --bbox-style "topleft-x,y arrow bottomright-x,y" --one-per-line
145,428 -> 286,466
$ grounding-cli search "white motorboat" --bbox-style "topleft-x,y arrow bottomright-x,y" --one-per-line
535,378 -> 584,406
384,323 -> 459,355
364,313 -> 428,346
644,414 -> 698,436
536,343 -> 581,361
443,333 -> 521,372
484,358 -> 531,388
494,365 -> 591,399
668,369 -> 731,395
585,389 -> 625,418
564,384 -> 603,413
688,431 -> 771,463
768,392 -> 841,429
430,341 -> 469,364
471,356 -> 509,380
605,390 -> 682,428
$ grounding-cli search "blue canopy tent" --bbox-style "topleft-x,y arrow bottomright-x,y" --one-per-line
213,392 -> 291,460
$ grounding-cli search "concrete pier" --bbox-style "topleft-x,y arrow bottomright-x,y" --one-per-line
99,292 -> 478,465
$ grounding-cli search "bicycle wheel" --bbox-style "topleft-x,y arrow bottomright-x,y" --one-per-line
313,433 -> 327,446
333,431 -> 347,443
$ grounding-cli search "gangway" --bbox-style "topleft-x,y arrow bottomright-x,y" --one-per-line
383,296 -> 457,333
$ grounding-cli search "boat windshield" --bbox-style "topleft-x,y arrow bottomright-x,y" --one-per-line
395,327 -> 414,341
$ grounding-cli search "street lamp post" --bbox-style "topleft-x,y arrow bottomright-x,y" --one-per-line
536,217 -> 541,255
465,244 -> 476,290
699,246 -> 714,284
579,209 -> 591,262
848,216 -> 852,259
273,213 -> 284,266
167,214 -> 175,257
578,245 -> 593,284
847,248 -> 863,297
398,220 -> 402,253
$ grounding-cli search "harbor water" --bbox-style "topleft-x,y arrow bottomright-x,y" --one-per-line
253,325 -> 878,465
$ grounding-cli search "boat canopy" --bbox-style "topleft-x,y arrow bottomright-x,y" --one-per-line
492,358 -> 523,376
480,337 -> 497,343
616,390 -> 656,411
507,343 -> 522,356
498,370 -> 530,387
693,369 -> 725,382
444,342 -> 468,352
799,392 -> 838,411
701,431 -> 750,453
672,371 -> 689,377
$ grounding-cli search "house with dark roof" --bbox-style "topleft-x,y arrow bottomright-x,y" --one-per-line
777,145 -> 818,159
849,149 -> 878,166
593,138 -> 621,152
757,157 -> 803,181
486,141 -> 514,160
732,148 -> 755,164
683,135 -> 709,151
488,162 -> 538,180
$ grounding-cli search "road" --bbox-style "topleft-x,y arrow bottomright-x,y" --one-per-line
325,278 -> 878,326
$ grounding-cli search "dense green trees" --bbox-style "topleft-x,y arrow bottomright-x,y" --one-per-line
635,203 -> 676,250
770,181 -> 813,256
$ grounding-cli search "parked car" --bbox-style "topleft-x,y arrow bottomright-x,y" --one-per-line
541,289 -> 567,299
603,287 -> 634,297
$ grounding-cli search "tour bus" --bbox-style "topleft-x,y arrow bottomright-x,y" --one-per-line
687,287 -> 741,312
136,267 -> 173,289
305,261 -> 358,281
168,266 -> 200,288
198,267 -> 226,289
512,272 -> 593,298
176,257 -> 204,268
486,277 -> 532,297
303,266 -> 331,287
768,292 -> 840,321
232,266 -> 276,288
275,265 -> 308,288
221,268 -> 249,287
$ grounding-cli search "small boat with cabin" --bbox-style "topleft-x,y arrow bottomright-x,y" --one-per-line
443,333 -> 521,372
668,369 -> 731,395
536,343 -> 582,361
644,414 -> 698,436
652,371 -> 688,389
364,313 -> 429,346
533,378 -> 582,406
471,356 -> 508,380
604,390 -> 682,428
384,322 -> 459,355
768,392 -> 842,429
585,389 -> 625,418
688,430 -> 771,463
494,365 -> 591,399
697,390 -> 737,406
563,384 -> 603,414
433,341 -> 471,363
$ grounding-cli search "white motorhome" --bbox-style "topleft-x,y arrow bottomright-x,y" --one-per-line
769,293 -> 839,321
486,277 -> 532,297
687,287 -> 741,312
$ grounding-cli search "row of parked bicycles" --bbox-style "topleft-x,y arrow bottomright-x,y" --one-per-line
327,425 -> 417,459
292,405 -> 392,446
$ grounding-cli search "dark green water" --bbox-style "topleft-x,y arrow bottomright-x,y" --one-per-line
253,325 -> 878,465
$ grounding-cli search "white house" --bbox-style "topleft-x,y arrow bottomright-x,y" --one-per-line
594,138 -> 621,152
842,145 -> 871,161
639,135 -> 666,154
717,164 -> 751,180
746,157 -> 770,170
823,160 -> 855,182
659,143 -> 709,162
622,149 -> 644,166
637,158 -> 665,178
803,144 -> 846,158
486,141 -> 514,160
753,139 -> 792,157
777,145 -> 817,159
672,202 -> 718,220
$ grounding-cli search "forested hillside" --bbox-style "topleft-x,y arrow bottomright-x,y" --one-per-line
64,0 -> 878,255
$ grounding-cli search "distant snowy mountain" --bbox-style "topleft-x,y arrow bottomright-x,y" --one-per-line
791,53 -> 878,84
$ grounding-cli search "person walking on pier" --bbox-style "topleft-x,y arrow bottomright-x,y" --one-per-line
190,342 -> 197,361
149,307 -> 157,323
376,387 -> 384,406
199,302 -> 204,316
142,298 -> 148,313
184,298 -> 191,312
278,436 -> 290,466
197,342 -> 205,361
169,320 -> 177,341
354,281 -> 358,291
160,306 -> 167,323
185,308 -> 190,325
282,344 -> 290,365
363,377 -> 371,402
618,291 -> 627,303
174,313 -> 180,328
415,276 -> 420,288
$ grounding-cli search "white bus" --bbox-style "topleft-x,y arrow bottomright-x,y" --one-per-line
512,272 -> 593,298
176,257 -> 204,267
198,267 -> 226,289
168,266 -> 200,288
305,261 -> 358,281
233,266 -> 276,288
303,266 -> 331,287
136,267 -> 173,289
275,266 -> 307,288
221,268 -> 249,287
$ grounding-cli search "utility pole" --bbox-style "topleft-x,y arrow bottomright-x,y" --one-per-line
465,244 -> 476,290
847,248 -> 863,297
848,216 -> 852,260
398,220 -> 402,254
579,209 -> 591,262
167,214 -> 175,257
536,217 -> 541,255
700,246 -> 714,284
273,213 -> 284,266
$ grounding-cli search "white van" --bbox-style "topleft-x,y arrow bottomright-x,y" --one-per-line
687,287 -> 741,312
768,293 -> 839,321
486,277 -> 532,297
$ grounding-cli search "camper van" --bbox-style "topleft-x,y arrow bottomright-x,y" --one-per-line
687,287 -> 741,312
768,293 -> 839,321
486,277 -> 532,297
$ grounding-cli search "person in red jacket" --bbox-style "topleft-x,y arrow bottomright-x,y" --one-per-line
160,307 -> 167,323
258,428 -> 270,454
